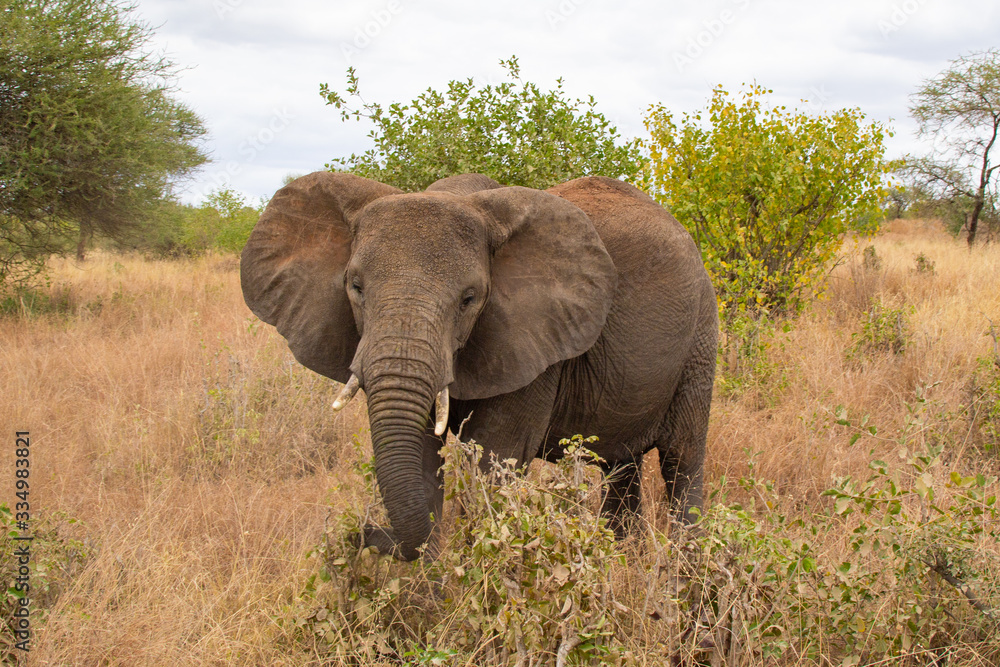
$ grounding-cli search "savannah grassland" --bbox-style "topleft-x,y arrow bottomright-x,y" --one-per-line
2,220 -> 1000,666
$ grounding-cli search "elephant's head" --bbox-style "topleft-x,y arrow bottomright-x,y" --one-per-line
241,172 -> 616,559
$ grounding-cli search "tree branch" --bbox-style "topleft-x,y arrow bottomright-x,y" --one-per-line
924,554 -> 997,621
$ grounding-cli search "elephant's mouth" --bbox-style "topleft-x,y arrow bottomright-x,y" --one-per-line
332,372 -> 450,436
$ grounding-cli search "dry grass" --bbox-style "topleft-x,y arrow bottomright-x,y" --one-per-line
1,253 -> 367,665
702,219 -> 1000,504
2,223 -> 999,665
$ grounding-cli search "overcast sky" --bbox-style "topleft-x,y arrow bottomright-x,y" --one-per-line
132,0 -> 1000,204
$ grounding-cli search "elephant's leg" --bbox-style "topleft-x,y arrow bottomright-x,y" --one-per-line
656,330 -> 715,524
600,457 -> 642,539
363,429 -> 445,558
657,441 -> 703,524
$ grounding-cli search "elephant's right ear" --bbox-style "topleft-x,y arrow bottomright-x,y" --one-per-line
240,172 -> 400,382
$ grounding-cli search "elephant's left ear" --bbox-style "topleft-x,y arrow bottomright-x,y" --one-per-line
452,187 -> 617,400
240,172 -> 400,382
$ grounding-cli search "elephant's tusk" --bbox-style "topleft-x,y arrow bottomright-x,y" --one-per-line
434,387 -> 449,436
332,374 -> 360,411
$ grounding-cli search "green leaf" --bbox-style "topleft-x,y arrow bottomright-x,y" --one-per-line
914,473 -> 934,500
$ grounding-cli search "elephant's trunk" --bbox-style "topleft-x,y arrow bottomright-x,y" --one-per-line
360,321 -> 449,561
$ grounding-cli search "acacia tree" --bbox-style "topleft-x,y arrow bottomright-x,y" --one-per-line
905,49 -> 1000,246
0,0 -> 207,281
320,57 -> 643,191
644,84 -> 888,321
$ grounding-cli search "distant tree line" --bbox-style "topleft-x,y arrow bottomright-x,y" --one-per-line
110,189 -> 264,257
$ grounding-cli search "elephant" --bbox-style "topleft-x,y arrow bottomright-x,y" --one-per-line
240,171 -> 717,560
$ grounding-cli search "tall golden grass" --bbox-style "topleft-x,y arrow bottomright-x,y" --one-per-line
709,220 -> 1000,491
1,221 -> 998,664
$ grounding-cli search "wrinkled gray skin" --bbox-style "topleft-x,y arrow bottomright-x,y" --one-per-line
241,172 -> 717,560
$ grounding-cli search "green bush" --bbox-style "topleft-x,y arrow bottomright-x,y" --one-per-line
968,353 -> 1000,454
914,252 -> 936,274
862,245 -> 882,272
289,403 -> 1000,665
103,189 -> 261,257
291,436 -> 625,665
178,189 -> 261,255
644,84 -> 889,322
716,314 -> 791,403
0,284 -> 73,318
321,57 -> 644,191
819,403 -> 1000,663
847,297 -> 913,359
650,400 -> 1000,665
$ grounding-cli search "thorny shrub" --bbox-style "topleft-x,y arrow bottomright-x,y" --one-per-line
914,252 -> 936,274
847,297 -> 913,359
967,352 -> 1000,455
648,397 -> 999,666
862,245 -> 882,272
284,404 -> 999,666
289,436 -> 626,666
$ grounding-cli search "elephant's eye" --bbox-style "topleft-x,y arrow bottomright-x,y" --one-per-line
460,291 -> 476,310
351,277 -> 363,297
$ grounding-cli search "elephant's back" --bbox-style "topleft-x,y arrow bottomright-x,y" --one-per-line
545,177 -> 715,458
546,177 -> 700,270
546,176 -> 711,335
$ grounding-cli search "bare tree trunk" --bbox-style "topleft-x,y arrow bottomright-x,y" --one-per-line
969,116 -> 998,247
76,221 -> 92,261
968,195 -> 985,247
